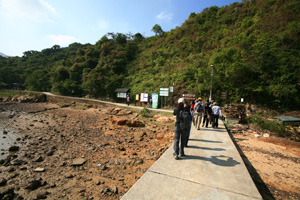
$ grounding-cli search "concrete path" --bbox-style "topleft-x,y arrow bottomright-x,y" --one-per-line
121,122 -> 262,200
44,92 -> 172,113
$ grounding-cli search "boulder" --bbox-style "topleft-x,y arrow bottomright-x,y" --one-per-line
25,179 -> 43,191
8,146 -> 19,152
126,119 -> 145,127
0,178 -> 7,186
71,158 -> 86,166
116,110 -> 132,116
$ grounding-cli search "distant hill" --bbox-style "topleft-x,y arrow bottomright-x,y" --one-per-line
0,52 -> 9,57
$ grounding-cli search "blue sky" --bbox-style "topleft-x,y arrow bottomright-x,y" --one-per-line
0,0 -> 241,57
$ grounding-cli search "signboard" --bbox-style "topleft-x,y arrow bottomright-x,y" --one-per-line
135,94 -> 139,101
221,92 -> 227,100
140,93 -> 149,102
182,94 -> 196,100
169,86 -> 174,93
159,88 -> 169,97
117,92 -> 127,98
152,93 -> 158,109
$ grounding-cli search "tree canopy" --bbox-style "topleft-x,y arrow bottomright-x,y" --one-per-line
0,0 -> 299,110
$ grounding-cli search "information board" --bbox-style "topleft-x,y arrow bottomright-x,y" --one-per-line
159,88 -> 169,97
152,93 -> 158,109
140,93 -> 149,102
182,94 -> 196,100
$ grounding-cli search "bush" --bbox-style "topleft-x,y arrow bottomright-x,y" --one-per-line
139,107 -> 152,118
248,114 -> 289,137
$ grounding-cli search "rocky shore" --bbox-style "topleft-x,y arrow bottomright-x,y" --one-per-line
0,100 -> 174,200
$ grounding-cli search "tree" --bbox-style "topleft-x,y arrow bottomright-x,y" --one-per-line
152,24 -> 163,36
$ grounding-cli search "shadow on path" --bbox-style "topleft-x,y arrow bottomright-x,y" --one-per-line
188,139 -> 223,143
187,145 -> 226,152
181,155 -> 241,167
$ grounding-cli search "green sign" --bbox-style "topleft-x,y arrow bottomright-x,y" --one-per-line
152,93 -> 158,109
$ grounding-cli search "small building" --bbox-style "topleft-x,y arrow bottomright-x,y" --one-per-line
115,88 -> 130,103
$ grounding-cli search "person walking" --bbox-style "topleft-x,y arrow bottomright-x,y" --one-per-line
126,95 -> 130,106
173,98 -> 189,159
202,101 -> 210,128
194,97 -> 204,130
185,105 -> 193,147
212,102 -> 222,128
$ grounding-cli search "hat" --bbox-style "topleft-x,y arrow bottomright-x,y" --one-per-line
198,97 -> 202,100
178,98 -> 185,104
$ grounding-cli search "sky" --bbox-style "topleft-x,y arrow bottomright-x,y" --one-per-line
0,0 -> 242,57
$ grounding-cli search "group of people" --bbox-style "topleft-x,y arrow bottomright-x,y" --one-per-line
172,97 -> 222,160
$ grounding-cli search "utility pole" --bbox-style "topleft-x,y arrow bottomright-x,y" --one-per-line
209,64 -> 213,102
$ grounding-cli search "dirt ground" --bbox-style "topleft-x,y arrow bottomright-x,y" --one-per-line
228,124 -> 300,200
1,99 -> 300,200
0,101 -> 174,199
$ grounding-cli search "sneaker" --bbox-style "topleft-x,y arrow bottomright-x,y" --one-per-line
179,154 -> 185,158
174,155 -> 179,160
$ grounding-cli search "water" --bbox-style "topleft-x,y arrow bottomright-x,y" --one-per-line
0,116 -> 21,160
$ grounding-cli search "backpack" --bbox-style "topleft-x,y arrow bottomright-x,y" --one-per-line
196,103 -> 203,113
179,110 -> 190,130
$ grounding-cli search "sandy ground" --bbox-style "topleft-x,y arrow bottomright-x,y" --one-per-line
1,100 -> 300,199
229,125 -> 300,200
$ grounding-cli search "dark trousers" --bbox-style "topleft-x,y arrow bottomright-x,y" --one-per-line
174,126 -> 187,156
202,114 -> 209,127
212,114 -> 219,128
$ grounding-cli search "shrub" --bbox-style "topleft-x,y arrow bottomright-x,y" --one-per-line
248,114 -> 289,137
139,107 -> 152,118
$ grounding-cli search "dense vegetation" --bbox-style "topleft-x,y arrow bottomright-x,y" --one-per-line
1,0 -> 299,109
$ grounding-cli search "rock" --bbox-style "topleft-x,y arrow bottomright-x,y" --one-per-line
7,167 -> 15,173
101,165 -> 108,171
126,119 -> 145,127
135,159 -> 144,165
116,110 -> 132,116
99,186 -> 110,194
0,187 -> 14,199
3,130 -> 8,134
254,134 -> 261,138
110,185 -> 118,194
8,146 -> 19,152
35,156 -> 44,162
116,119 -> 128,125
37,193 -> 47,199
25,179 -> 43,191
34,167 -> 45,172
117,145 -> 126,151
12,159 -> 27,166
66,174 -> 74,179
263,133 -> 270,137
156,116 -> 172,123
0,178 -> 7,186
156,133 -> 164,140
45,150 -> 54,156
71,158 -> 86,166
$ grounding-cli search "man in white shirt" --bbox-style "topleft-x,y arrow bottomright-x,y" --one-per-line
212,102 -> 222,128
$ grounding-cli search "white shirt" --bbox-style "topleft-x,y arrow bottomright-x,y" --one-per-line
212,105 -> 222,116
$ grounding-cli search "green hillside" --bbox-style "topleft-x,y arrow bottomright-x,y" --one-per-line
1,0 -> 299,109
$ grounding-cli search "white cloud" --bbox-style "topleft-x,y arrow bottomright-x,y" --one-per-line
0,0 -> 57,22
98,19 -> 109,30
46,35 -> 80,47
157,11 -> 173,21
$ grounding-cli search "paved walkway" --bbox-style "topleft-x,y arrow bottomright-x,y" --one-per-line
121,122 -> 262,200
